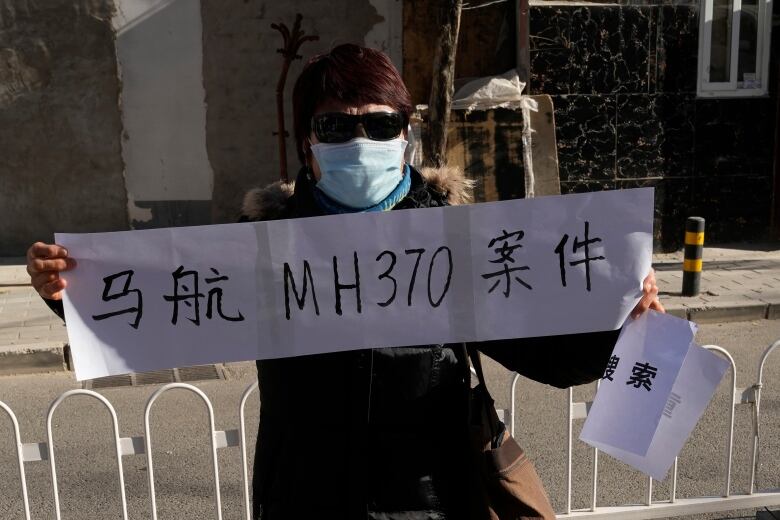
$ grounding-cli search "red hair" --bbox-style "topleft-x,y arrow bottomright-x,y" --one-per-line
292,44 -> 412,165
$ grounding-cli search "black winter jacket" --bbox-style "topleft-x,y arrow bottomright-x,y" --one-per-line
237,166 -> 620,520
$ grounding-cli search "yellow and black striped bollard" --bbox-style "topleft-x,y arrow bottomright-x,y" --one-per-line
682,217 -> 704,296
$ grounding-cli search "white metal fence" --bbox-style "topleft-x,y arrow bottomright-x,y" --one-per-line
1,340 -> 778,520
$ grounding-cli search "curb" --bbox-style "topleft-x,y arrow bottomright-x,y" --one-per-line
0,342 -> 69,377
0,263 -> 29,287
0,304 -> 777,378
666,303 -> 774,323
688,303 -> 769,324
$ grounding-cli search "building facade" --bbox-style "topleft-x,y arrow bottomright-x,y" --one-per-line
1,0 -> 777,254
405,0 -> 779,250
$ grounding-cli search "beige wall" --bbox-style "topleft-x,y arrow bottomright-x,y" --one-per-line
0,0 -> 402,255
203,0 -> 400,225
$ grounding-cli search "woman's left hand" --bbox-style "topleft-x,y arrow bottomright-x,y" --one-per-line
631,268 -> 665,319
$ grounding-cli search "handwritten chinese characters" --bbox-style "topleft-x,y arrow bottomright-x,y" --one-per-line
602,355 -> 660,392
480,222 -> 607,298
92,270 -> 143,329
481,229 -> 531,297
554,221 -> 605,292
627,361 -> 659,391
602,354 -> 620,381
94,266 -> 244,328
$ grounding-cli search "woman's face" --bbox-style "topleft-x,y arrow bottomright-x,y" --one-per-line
307,100 -> 405,181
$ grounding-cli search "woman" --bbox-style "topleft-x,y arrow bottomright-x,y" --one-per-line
28,44 -> 663,520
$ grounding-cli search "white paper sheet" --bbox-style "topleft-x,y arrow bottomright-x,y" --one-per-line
580,311 -> 696,455
57,188 -> 654,380
583,342 -> 729,480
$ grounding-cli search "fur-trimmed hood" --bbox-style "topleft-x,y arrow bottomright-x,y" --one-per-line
241,165 -> 474,221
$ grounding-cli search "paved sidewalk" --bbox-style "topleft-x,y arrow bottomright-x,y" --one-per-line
1,244 -> 779,376
653,244 -> 780,322
0,256 -> 69,374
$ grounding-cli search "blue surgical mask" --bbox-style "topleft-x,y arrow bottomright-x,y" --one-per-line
311,138 -> 408,209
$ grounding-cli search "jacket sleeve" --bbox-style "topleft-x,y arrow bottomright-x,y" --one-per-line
43,297 -> 66,321
474,329 -> 620,389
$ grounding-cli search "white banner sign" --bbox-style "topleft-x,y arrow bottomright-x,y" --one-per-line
57,188 -> 653,380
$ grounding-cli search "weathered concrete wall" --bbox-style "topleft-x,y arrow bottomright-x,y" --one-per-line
203,0 -> 395,224
0,0 -> 401,255
0,0 -> 129,256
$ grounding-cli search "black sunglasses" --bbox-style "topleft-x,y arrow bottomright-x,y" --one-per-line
311,111 -> 406,144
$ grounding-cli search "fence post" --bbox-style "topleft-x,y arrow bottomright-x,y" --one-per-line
144,383 -> 223,520
703,345 -> 737,498
751,339 -> 780,494
0,401 -> 31,520
45,390 -> 130,520
239,382 -> 259,520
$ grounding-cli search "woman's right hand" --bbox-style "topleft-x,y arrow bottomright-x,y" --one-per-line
26,242 -> 76,300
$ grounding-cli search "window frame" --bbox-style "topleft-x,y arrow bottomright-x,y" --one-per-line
697,0 -> 773,97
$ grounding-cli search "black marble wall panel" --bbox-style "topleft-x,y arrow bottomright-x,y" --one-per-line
771,0 -> 780,97
617,93 -> 696,178
567,7 -> 625,94
532,4 -> 698,95
531,3 -> 776,246
529,7 -> 573,95
692,175 -> 773,241
530,6 -> 652,95
653,6 -> 699,92
695,98 -> 775,177
553,95 -> 616,182
612,7 -> 653,93
560,180 -> 617,195
616,178 -> 694,249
